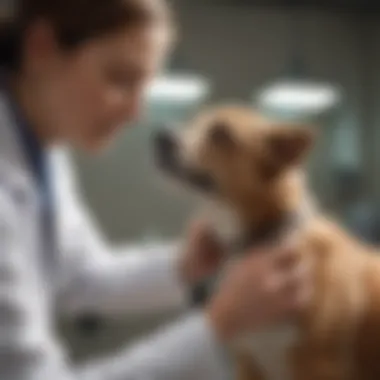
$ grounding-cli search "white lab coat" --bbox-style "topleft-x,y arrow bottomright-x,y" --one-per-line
0,87 -> 229,379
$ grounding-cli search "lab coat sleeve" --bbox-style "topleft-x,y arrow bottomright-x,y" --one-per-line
54,149 -> 189,316
57,202 -> 189,316
0,167 -> 230,380
0,173 -> 74,380
77,312 -> 231,380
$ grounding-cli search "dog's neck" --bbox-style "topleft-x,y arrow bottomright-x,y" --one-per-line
231,211 -> 304,253
190,196 -> 316,306
203,194 -> 316,253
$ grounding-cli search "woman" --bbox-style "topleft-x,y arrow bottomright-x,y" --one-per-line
0,1 -> 310,379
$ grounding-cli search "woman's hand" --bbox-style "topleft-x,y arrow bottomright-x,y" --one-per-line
206,241 -> 312,343
179,220 -> 224,285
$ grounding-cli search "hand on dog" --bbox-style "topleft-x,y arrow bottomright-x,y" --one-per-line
179,220 -> 224,285
207,240 -> 312,343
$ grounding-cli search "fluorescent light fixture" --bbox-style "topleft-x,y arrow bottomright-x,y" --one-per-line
258,80 -> 341,114
147,74 -> 210,103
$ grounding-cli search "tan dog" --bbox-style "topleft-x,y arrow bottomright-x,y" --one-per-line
153,104 -> 380,380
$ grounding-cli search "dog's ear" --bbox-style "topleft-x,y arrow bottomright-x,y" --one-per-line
261,124 -> 316,178
267,124 -> 315,163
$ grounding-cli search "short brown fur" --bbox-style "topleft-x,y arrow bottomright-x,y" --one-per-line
158,104 -> 380,380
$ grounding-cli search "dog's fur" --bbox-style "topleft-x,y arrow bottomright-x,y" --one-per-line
154,104 -> 380,380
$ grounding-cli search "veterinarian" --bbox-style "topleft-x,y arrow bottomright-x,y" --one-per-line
0,1 -> 311,379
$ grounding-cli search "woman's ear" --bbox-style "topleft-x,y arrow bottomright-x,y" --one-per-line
266,124 -> 316,166
24,19 -> 60,72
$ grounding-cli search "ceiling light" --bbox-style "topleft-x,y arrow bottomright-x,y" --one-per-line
147,74 -> 210,104
257,80 -> 341,114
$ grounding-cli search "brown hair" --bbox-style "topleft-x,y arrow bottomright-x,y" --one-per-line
0,0 -> 173,71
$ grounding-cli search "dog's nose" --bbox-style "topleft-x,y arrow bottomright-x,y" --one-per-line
154,130 -> 176,154
153,129 -> 177,168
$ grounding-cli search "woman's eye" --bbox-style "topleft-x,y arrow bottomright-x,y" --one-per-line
105,66 -> 142,89
107,70 -> 135,87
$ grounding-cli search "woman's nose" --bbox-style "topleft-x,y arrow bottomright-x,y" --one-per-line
117,92 -> 143,124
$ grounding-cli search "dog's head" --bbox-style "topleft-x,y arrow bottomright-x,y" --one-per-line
154,105 -> 315,225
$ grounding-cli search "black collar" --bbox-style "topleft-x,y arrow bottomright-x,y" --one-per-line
191,211 -> 307,306
229,211 -> 303,253
190,211 -> 306,306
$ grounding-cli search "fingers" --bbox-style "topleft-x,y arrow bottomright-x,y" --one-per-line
189,219 -> 221,246
188,218 -> 211,237
280,255 -> 311,287
274,245 -> 300,270
290,258 -> 313,307
271,258 -> 313,311
250,243 -> 312,312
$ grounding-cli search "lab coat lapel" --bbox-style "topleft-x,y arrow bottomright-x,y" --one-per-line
0,87 -> 59,286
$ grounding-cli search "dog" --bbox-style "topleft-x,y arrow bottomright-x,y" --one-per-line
153,104 -> 380,380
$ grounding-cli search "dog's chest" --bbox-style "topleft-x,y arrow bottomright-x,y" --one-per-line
203,203 -> 243,245
204,204 -> 299,380
237,325 -> 298,380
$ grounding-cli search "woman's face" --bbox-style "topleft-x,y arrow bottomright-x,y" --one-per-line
29,24 -> 171,151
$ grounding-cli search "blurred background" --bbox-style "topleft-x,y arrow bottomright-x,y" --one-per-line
62,0 -> 380,367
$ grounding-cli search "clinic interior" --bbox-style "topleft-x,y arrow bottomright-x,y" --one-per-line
72,0 -> 380,246
62,0 -> 380,362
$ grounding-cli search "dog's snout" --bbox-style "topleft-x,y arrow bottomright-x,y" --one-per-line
154,130 -> 176,154
153,129 -> 178,170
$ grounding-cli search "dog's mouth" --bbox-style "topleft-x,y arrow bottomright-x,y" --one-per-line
153,130 -> 216,193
